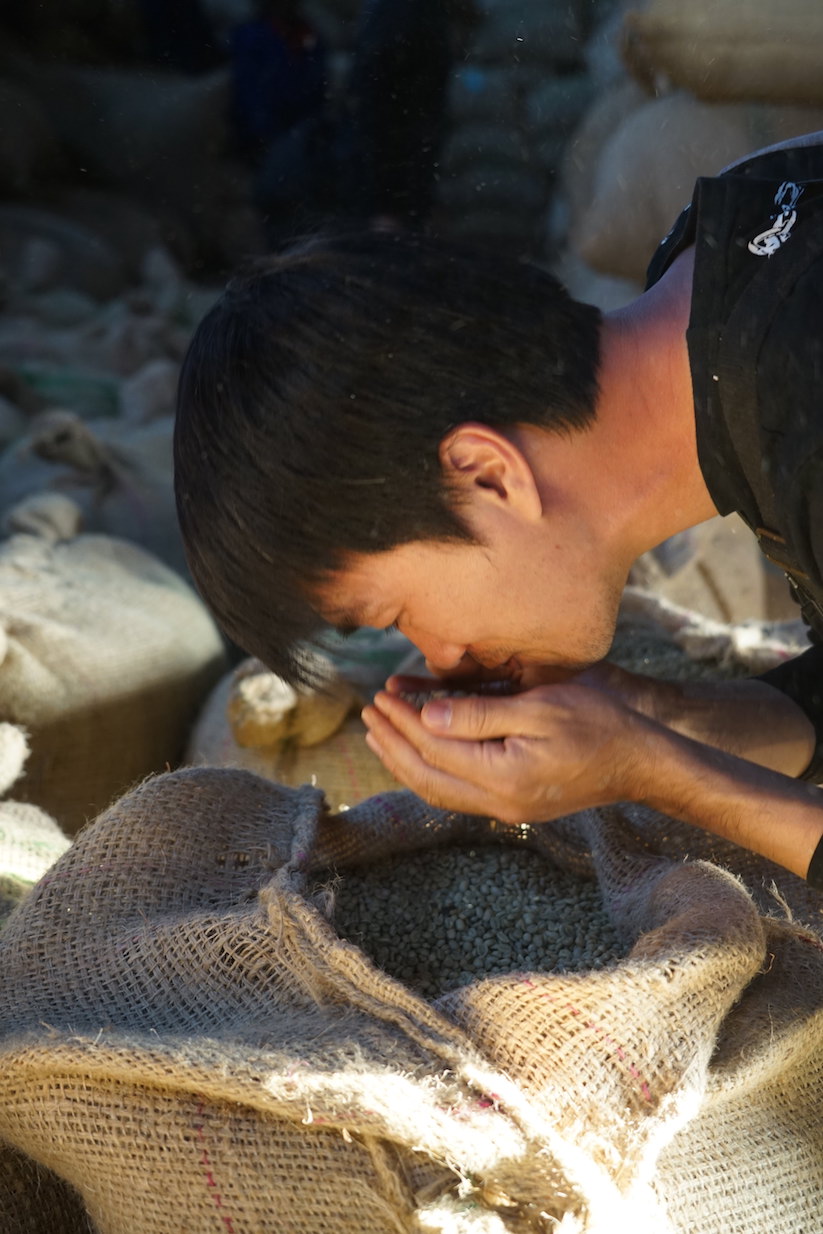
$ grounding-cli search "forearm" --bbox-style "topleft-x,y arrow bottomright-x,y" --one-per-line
636,720 -> 823,879
647,677 -> 816,776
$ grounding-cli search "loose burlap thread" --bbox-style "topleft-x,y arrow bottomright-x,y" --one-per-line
2,760 -> 823,1233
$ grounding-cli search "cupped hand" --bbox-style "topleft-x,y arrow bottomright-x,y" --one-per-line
361,678 -> 660,823
387,658 -> 676,723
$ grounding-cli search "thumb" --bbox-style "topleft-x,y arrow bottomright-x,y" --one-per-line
420,692 -> 534,740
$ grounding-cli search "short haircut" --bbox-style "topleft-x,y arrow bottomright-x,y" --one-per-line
174,230 -> 602,682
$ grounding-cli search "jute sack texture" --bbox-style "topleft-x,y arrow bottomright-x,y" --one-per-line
0,494 -> 226,833
0,411 -> 187,575
623,0 -> 823,105
2,744 -> 823,1231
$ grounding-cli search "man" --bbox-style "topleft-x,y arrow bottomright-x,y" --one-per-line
174,133 -> 823,887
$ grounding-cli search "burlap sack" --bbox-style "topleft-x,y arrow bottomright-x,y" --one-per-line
0,411 -> 186,575
0,722 -> 71,928
558,79 -> 647,242
0,494 -> 226,834
0,293 -> 183,378
569,91 -> 823,282
623,0 -> 823,106
186,656 -> 402,810
1,758 -> 823,1232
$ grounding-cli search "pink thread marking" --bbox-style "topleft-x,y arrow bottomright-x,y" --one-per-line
520,978 -> 653,1104
194,1103 -> 236,1232
797,931 -> 823,956
339,731 -> 362,797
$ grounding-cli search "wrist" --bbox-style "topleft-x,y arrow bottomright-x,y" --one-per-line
629,675 -> 684,729
610,707 -> 673,804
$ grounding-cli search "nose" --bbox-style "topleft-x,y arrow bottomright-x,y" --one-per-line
401,626 -> 467,672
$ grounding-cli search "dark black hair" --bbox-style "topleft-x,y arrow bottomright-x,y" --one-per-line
174,230 -> 602,682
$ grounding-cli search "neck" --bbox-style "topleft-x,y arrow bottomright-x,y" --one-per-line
518,249 -> 719,585
592,248 -> 719,560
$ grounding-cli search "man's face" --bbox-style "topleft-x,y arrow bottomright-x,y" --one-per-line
314,531 -> 625,679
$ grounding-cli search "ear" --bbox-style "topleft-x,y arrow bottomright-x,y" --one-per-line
439,423 -> 543,523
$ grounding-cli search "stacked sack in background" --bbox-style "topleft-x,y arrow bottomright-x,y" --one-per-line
5,0 -> 823,298
301,0 -> 823,296
433,0 -> 601,253
0,492 -> 226,835
295,0 -> 612,256
0,188 -> 230,844
556,0 -> 823,295
0,0 -> 264,279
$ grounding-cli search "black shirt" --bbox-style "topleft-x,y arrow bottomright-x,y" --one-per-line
645,142 -> 823,784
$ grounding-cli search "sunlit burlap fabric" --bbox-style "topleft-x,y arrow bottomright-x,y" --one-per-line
2,761 -> 823,1233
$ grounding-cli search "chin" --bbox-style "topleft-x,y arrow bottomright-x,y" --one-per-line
553,625 -> 615,671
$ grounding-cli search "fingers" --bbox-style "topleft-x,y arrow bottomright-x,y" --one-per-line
415,688 -> 572,742
362,700 -> 517,817
361,684 -> 638,822
364,694 -> 510,783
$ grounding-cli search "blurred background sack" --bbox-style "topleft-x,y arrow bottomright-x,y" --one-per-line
0,494 -> 226,834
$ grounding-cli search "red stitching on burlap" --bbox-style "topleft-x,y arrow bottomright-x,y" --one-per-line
796,931 -> 823,956
521,978 -> 653,1104
194,1102 -> 236,1232
370,800 -> 411,833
